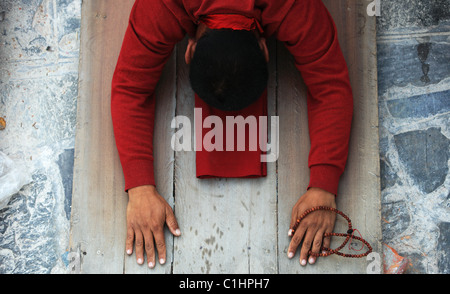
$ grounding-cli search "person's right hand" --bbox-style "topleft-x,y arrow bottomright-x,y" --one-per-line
126,185 -> 180,268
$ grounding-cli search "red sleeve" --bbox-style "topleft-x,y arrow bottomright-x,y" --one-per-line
111,0 -> 185,192
275,0 -> 354,195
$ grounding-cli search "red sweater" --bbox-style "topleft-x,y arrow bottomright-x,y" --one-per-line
111,0 -> 353,195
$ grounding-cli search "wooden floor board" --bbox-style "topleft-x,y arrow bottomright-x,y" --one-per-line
69,0 -> 134,274
70,0 -> 381,274
172,38 -> 278,274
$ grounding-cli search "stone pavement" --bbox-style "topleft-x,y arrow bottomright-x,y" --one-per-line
0,0 -> 449,273
377,0 -> 450,274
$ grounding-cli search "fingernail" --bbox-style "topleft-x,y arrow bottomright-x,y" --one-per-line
288,252 -> 294,258
148,262 -> 154,268
159,258 -> 165,265
301,259 -> 307,266
288,229 -> 293,237
126,249 -> 132,255
309,257 -> 315,264
137,258 -> 143,264
175,229 -> 181,236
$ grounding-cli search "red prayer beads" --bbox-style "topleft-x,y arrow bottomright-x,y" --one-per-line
290,206 -> 373,258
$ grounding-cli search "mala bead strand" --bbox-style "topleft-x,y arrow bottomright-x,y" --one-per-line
290,206 -> 372,258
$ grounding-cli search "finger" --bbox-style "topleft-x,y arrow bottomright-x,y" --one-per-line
288,220 -> 299,237
165,206 -> 181,237
322,231 -> 332,253
300,227 -> 317,266
308,229 -> 325,264
153,227 -> 167,265
287,223 -> 306,259
134,230 -> 145,265
143,230 -> 155,268
125,226 -> 134,255
288,210 -> 301,237
322,219 -> 335,254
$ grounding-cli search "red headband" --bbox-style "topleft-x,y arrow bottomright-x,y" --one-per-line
199,14 -> 264,34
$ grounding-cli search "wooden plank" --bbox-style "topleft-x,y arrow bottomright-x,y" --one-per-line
277,0 -> 382,273
70,0 -> 381,275
172,38 -> 278,274
69,0 -> 177,273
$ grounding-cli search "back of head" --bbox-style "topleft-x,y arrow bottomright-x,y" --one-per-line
189,29 -> 268,111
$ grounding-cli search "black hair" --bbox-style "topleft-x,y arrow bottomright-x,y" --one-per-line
189,29 -> 268,111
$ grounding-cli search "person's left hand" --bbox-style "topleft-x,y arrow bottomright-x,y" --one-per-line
287,187 -> 336,266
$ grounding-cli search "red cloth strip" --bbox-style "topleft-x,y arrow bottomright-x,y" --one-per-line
195,90 -> 267,179
199,14 -> 264,33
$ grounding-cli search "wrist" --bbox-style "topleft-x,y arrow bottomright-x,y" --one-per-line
308,187 -> 334,196
306,187 -> 336,204
128,185 -> 157,199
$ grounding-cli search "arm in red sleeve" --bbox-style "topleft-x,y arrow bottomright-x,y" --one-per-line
111,0 -> 185,192
275,0 -> 354,195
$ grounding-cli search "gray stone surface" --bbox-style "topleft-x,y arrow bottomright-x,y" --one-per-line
377,0 -> 450,274
394,128 -> 449,194
0,0 -> 80,273
377,0 -> 450,33
387,90 -> 450,119
381,200 -> 411,241
437,221 -> 450,273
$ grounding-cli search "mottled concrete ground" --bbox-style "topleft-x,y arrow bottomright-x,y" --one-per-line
0,0 -> 449,273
